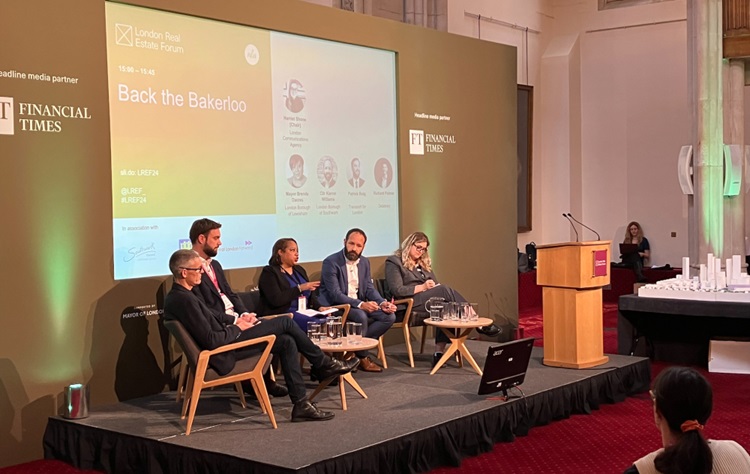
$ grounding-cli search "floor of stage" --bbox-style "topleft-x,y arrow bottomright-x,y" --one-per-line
44,342 -> 650,474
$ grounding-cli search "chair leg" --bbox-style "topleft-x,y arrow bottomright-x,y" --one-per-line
403,325 -> 415,368
235,382 -> 247,408
377,337 -> 388,369
181,375 -> 194,418
252,374 -> 277,429
176,357 -> 188,403
185,376 -> 204,436
420,326 -> 428,354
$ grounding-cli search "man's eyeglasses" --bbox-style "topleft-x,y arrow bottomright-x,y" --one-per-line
181,266 -> 204,273
413,244 -> 428,253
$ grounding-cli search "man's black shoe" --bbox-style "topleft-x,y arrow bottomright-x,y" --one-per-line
476,324 -> 501,337
312,357 -> 360,381
291,400 -> 334,422
242,381 -> 288,399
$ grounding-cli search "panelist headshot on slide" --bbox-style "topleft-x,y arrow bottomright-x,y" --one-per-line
287,154 -> 307,188
348,157 -> 365,189
284,79 -> 306,113
375,158 -> 393,188
318,156 -> 337,188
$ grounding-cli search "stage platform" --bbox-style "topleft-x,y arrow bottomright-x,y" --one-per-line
44,342 -> 649,474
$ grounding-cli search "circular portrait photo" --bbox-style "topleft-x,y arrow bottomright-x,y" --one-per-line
374,158 -> 393,189
348,157 -> 365,189
287,154 -> 307,188
284,79 -> 306,113
317,156 -> 338,188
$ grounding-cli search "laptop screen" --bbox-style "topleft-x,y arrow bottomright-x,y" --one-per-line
478,338 -> 535,395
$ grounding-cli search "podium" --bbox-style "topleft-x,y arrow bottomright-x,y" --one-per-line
536,241 -> 611,368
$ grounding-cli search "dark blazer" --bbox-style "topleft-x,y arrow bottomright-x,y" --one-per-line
257,264 -> 321,316
384,255 -> 438,298
318,249 -> 384,307
384,255 -> 465,311
192,259 -> 250,316
164,284 -> 241,375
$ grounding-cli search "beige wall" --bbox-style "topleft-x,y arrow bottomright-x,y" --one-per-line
453,0 -> 701,265
0,0 -> 517,465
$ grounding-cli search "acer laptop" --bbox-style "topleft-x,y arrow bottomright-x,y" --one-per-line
478,337 -> 535,397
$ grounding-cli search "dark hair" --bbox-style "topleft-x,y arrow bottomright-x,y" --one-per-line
289,154 -> 303,169
345,228 -> 367,243
269,238 -> 297,266
652,367 -> 713,474
189,218 -> 221,244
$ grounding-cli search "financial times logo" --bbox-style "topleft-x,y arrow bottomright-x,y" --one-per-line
0,97 -> 14,135
409,129 -> 424,155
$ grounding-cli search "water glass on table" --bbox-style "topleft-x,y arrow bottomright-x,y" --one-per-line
326,315 -> 343,346
346,321 -> 362,344
468,303 -> 479,321
307,321 -> 322,344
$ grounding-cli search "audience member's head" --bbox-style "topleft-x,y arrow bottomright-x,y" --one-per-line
650,366 -> 713,474
624,221 -> 644,243
397,231 -> 432,271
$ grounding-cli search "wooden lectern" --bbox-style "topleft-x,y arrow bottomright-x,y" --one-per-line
536,241 -> 611,369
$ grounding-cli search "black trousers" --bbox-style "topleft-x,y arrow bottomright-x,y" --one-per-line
235,316 -> 326,404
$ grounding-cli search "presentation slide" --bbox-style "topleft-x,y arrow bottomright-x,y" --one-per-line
105,2 -> 399,279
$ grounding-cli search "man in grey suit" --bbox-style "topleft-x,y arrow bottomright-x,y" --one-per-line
319,228 -> 397,372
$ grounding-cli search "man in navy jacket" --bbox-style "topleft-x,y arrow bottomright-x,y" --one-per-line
319,228 -> 396,372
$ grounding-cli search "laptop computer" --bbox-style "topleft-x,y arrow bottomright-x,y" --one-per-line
478,337 -> 535,397
619,243 -> 638,255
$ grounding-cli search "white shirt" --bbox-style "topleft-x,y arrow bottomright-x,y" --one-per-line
346,258 -> 359,299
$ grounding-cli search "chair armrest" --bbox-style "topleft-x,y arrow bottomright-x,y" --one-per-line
259,312 -> 293,320
202,334 -> 276,357
393,298 -> 414,325
330,304 -> 351,324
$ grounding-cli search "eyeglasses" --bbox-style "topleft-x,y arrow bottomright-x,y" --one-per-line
413,244 -> 428,253
180,266 -> 204,273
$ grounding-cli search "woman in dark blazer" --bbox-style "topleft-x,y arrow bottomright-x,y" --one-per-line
385,232 -> 470,367
258,238 -> 331,331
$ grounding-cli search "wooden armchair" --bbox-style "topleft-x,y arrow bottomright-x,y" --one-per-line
164,319 -> 277,435
374,279 -> 426,368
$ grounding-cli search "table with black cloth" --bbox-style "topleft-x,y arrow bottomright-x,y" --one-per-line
617,294 -> 750,366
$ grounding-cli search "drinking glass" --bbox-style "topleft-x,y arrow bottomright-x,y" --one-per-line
468,303 -> 479,321
459,302 -> 470,321
307,321 -> 322,344
429,308 -> 442,321
346,321 -> 362,344
326,315 -> 342,346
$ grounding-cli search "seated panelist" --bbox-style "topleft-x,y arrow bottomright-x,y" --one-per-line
385,231 -> 471,367
258,238 -> 334,331
164,249 -> 359,422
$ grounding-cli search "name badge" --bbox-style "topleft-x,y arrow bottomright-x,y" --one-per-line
298,295 -> 307,311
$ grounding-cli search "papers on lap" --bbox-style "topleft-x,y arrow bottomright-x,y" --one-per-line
297,308 -> 338,317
